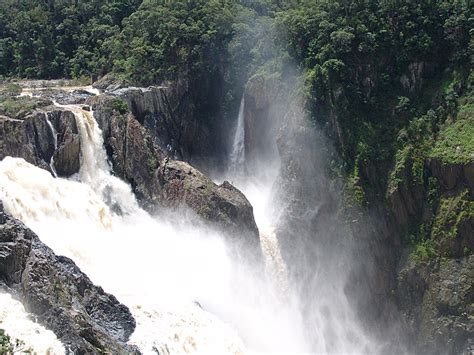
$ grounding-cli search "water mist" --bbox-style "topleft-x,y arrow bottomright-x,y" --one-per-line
223,79 -> 386,353
0,98 -> 310,353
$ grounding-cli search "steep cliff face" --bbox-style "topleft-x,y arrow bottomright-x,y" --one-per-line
240,69 -> 473,352
0,204 -> 137,353
95,77 -> 226,171
388,148 -> 474,354
241,75 -> 285,174
397,255 -> 473,354
87,94 -> 260,257
0,108 -> 81,177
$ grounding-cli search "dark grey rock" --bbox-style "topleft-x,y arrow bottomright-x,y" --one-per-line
0,205 -> 138,354
0,109 -> 81,177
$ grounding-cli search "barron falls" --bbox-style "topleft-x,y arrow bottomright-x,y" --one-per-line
0,82 -> 386,354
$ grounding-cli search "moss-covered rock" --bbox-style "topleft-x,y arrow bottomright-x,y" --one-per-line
431,190 -> 474,257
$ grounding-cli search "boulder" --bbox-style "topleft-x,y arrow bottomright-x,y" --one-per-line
159,159 -> 259,247
0,204 -> 138,353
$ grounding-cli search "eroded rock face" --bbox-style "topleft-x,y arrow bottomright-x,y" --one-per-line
429,159 -> 474,194
0,109 -> 81,177
0,204 -> 137,354
397,255 -> 474,354
159,159 -> 259,247
102,81 -> 216,168
88,95 -> 260,253
48,110 -> 81,177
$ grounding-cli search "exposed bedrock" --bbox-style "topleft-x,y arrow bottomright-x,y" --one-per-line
0,108 -> 81,177
95,75 -> 224,171
0,203 -> 138,354
87,95 -> 261,258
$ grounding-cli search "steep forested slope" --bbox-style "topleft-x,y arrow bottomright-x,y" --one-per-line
0,0 -> 473,353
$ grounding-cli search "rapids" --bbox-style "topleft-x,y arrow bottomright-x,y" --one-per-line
0,291 -> 65,354
0,100 -> 306,353
0,87 -> 381,354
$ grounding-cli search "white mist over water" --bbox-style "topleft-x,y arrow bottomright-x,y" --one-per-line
221,92 -> 384,354
0,83 -> 385,354
0,104 -> 308,353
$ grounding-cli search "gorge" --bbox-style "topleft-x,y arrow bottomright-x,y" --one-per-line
0,1 -> 473,354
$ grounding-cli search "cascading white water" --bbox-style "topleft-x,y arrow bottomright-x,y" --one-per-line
0,84 -> 385,354
221,93 -> 385,354
0,104 -> 310,353
0,291 -> 65,354
0,292 -> 65,354
229,97 -> 245,173
45,117 -> 58,177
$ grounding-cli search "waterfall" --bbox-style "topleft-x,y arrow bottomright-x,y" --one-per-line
229,96 -> 245,173
0,104 -> 310,353
1,85 -> 383,354
45,117 -> 58,177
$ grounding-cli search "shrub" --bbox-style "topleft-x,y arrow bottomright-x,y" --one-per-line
111,98 -> 129,114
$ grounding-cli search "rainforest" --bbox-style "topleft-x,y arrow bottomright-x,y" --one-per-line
0,0 -> 472,354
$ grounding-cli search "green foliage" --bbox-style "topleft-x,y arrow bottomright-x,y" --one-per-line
278,0 -> 471,194
430,90 -> 474,165
111,97 -> 129,114
345,170 -> 367,208
430,118 -> 474,164
0,0 -> 142,79
410,238 -> 437,263
0,329 -> 13,353
0,96 -> 45,117
1,83 -> 22,96
431,190 -> 474,241
0,329 -> 31,353
147,155 -> 158,171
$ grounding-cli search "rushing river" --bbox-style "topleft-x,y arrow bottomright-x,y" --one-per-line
0,87 -> 380,354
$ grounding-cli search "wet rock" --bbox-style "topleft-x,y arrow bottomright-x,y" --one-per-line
397,255 -> 474,354
88,95 -> 260,253
92,73 -> 130,92
1,112 -> 54,173
159,159 -> 259,247
48,110 -> 81,177
0,206 -> 138,354
21,89 -> 93,105
105,81 -> 217,169
0,109 -> 81,177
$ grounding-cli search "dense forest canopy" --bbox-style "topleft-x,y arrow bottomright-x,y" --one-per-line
0,0 -> 472,210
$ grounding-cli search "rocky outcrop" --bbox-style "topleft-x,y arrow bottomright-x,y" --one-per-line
385,132 -> 474,353
0,204 -> 137,354
0,109 -> 81,177
397,255 -> 473,354
159,159 -> 259,247
92,73 -> 131,92
429,159 -> 474,194
87,95 -> 260,253
100,80 -> 218,168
